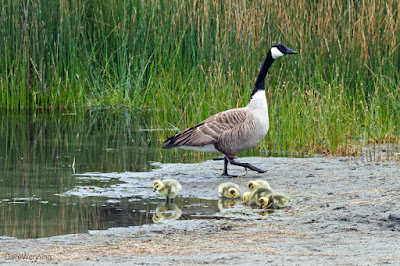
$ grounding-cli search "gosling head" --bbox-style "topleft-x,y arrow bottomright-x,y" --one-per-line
258,197 -> 271,209
152,213 -> 163,222
153,180 -> 165,192
270,44 -> 297,60
243,192 -> 251,204
248,181 -> 258,191
228,188 -> 239,199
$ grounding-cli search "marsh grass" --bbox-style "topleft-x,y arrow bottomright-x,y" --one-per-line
1,0 -> 399,156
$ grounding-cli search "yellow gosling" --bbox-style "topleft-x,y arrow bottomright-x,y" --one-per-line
218,182 -> 241,199
249,187 -> 274,205
153,179 -> 182,202
248,179 -> 272,191
258,192 -> 290,209
243,191 -> 251,204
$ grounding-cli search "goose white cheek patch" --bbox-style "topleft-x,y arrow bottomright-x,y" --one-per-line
271,47 -> 284,59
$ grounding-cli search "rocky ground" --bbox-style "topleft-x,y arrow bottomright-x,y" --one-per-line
1,156 -> 400,265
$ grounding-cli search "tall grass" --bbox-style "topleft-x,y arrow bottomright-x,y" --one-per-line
1,0 -> 399,156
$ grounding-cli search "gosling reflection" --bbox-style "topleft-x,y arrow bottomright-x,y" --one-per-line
218,198 -> 242,210
152,202 -> 182,223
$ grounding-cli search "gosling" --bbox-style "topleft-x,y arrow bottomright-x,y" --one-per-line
243,191 -> 251,204
153,179 -> 182,202
249,187 -> 274,205
218,182 -> 241,199
248,179 -> 272,191
258,192 -> 290,209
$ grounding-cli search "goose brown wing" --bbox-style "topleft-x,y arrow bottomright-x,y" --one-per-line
162,108 -> 248,148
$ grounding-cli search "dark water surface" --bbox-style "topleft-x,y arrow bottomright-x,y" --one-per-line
0,109 -> 223,239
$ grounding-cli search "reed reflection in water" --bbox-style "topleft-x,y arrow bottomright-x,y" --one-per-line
0,109 -> 170,239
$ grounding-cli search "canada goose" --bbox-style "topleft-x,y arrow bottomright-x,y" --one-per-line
153,179 -> 182,202
249,186 -> 274,205
218,182 -> 241,199
162,44 -> 297,176
258,192 -> 290,209
152,202 -> 182,222
248,179 -> 272,191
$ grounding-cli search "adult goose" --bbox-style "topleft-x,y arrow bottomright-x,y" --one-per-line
163,44 -> 297,176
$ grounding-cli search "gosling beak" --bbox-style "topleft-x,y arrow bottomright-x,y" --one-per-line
153,188 -> 157,192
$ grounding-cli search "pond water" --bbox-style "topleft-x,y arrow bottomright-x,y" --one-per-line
0,109 -> 235,239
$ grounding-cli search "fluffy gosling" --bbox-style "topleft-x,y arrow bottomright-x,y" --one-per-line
258,192 -> 290,209
248,179 -> 272,191
153,179 -> 182,202
243,191 -> 251,204
218,182 -> 241,199
249,187 -> 274,205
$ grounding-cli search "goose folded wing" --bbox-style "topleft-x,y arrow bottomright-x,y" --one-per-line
168,109 -> 248,147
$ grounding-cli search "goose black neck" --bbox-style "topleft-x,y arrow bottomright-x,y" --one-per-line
250,51 -> 274,98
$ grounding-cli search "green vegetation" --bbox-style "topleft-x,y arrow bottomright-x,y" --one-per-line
1,0 -> 399,156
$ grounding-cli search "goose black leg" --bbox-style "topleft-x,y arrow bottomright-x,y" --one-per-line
220,157 -> 237,177
230,160 -> 266,173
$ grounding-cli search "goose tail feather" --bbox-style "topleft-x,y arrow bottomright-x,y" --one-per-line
162,138 -> 178,149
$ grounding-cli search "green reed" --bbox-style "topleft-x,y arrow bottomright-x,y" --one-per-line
1,0 -> 399,156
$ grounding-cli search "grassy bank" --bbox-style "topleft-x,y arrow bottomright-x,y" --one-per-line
1,0 -> 399,156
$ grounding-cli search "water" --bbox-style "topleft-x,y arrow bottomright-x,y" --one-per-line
0,109 -> 304,239
0,109 -> 226,239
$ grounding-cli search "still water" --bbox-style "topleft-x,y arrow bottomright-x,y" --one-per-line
0,109 -> 222,239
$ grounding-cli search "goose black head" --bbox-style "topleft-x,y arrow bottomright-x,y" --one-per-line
270,44 -> 297,60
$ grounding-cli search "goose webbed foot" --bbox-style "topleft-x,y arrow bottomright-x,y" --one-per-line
230,160 -> 266,174
220,173 -> 238,178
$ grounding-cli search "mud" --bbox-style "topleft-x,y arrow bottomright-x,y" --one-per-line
1,156 -> 400,265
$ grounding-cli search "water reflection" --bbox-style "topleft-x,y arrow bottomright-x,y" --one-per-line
217,198 -> 242,211
152,203 -> 182,223
0,109 -> 157,239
